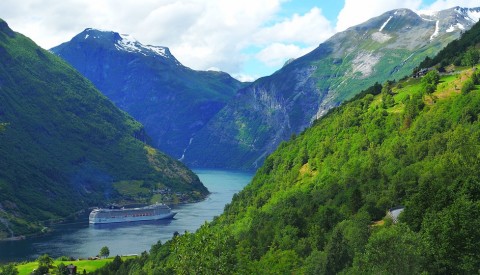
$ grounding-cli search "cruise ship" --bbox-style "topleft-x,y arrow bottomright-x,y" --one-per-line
89,203 -> 176,224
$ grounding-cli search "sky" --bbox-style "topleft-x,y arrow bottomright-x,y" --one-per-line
0,0 -> 479,81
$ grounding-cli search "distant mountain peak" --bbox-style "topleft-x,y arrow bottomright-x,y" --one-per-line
0,18 -> 15,37
416,6 -> 480,39
420,6 -> 480,21
75,28 -> 179,63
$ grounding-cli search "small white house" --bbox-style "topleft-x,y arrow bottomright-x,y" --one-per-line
387,206 -> 405,223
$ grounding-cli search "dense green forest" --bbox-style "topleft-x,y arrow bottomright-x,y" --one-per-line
0,19 -> 207,238
94,23 -> 480,274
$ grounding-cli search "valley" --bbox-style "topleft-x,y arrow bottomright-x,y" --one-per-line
0,2 -> 480,274
0,169 -> 252,263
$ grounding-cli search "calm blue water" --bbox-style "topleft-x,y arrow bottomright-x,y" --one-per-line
0,169 -> 252,263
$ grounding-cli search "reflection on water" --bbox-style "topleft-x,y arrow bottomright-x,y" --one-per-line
0,169 -> 252,262
90,218 -> 174,230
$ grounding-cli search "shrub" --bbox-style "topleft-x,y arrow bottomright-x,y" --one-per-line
461,79 -> 475,94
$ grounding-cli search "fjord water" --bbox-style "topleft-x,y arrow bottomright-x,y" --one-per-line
0,169 -> 252,262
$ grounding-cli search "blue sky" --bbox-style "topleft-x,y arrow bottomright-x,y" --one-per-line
0,0 -> 478,81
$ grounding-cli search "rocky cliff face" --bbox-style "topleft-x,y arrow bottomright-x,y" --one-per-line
51,29 -> 245,159
183,7 -> 480,170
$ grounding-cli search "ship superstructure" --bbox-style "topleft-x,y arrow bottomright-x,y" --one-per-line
89,203 -> 176,224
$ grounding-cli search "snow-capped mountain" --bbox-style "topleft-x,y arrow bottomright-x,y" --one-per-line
62,28 -> 181,63
52,29 -> 245,159
419,7 -> 480,37
182,6 -> 480,170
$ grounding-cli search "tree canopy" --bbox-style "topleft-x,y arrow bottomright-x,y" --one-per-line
99,246 -> 110,258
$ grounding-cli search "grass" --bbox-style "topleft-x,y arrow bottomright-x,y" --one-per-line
16,256 -> 136,275
113,180 -> 150,198
368,66 -> 478,117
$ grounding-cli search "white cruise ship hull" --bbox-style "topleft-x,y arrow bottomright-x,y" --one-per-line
89,212 -> 176,224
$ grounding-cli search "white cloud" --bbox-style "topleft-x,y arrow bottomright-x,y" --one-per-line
254,7 -> 334,46
1,1 -> 479,79
0,0 -> 282,75
424,0 -> 480,11
256,43 -> 315,67
232,73 -> 258,83
336,0 -> 422,32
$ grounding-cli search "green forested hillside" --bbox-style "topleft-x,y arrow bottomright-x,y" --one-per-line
96,61 -> 480,273
0,19 -> 207,238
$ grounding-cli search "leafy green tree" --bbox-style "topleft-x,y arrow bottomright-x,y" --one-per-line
254,249 -> 302,274
99,246 -> 110,258
56,263 -> 69,275
348,188 -> 363,214
301,250 -> 327,274
353,224 -> 425,274
109,255 -> 123,272
381,83 -> 395,108
472,71 -> 480,85
422,70 -> 440,95
422,198 -> 480,274
37,254 -> 53,268
325,226 -> 352,274
462,47 -> 480,67
0,263 -> 18,275
461,78 -> 476,94
32,266 -> 49,275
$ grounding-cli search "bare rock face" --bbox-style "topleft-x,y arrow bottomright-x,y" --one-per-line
183,7 -> 479,170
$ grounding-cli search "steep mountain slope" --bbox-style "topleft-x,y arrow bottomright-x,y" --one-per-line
419,10 -> 480,68
96,28 -> 480,274
183,6 -> 480,170
0,20 -> 207,239
51,30 -> 244,159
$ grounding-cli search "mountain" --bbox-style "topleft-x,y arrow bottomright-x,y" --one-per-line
51,29 -> 245,160
419,8 -> 480,68
95,20 -> 480,273
0,20 -> 207,239
182,6 -> 480,170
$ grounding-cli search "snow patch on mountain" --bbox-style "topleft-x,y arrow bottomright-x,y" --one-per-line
116,34 -> 143,54
144,45 -> 167,57
114,33 -> 171,59
452,7 -> 480,23
468,10 -> 480,22
430,20 -> 440,40
446,23 -> 465,32
379,16 -> 393,32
